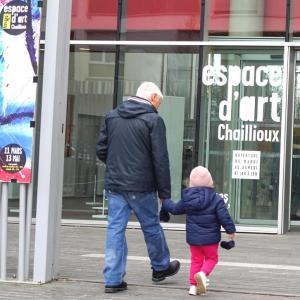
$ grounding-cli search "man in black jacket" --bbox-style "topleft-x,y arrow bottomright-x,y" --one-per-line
96,82 -> 180,293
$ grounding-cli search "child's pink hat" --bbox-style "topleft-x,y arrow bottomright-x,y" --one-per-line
189,166 -> 213,188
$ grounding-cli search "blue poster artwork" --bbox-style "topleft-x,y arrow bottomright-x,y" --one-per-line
0,0 -> 41,182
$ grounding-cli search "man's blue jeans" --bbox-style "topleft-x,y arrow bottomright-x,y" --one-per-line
103,190 -> 170,285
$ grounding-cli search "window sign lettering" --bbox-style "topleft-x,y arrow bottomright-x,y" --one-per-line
219,192 -> 230,208
202,64 -> 282,143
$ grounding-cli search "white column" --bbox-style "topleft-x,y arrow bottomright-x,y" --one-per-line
33,0 -> 72,283
278,46 -> 295,234
229,0 -> 264,36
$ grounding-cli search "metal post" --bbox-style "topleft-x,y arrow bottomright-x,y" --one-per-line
18,184 -> 27,281
93,174 -> 96,204
278,46 -> 295,234
25,182 -> 33,280
0,183 -> 8,280
33,0 -> 72,283
102,189 -> 106,216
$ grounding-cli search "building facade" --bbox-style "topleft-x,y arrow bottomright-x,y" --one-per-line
7,0 -> 300,234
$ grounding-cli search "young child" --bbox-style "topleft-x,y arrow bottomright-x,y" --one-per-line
161,166 -> 236,296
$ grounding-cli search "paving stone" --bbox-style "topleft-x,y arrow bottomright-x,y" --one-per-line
0,224 -> 300,299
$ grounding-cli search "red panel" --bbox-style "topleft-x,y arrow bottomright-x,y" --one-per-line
292,0 -> 300,33
70,0 -> 288,35
71,0 -> 117,30
126,0 -> 200,31
263,0 -> 286,33
208,0 -> 230,34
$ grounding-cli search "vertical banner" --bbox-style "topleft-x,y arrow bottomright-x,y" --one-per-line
0,0 -> 41,183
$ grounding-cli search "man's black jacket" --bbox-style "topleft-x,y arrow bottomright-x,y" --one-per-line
96,96 -> 171,199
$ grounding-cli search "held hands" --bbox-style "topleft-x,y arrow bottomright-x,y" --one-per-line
159,207 -> 170,222
159,198 -> 170,222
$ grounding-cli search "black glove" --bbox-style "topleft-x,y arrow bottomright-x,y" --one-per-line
159,208 -> 170,222
220,240 -> 235,250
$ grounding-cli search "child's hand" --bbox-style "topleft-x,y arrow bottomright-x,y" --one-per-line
227,233 -> 235,240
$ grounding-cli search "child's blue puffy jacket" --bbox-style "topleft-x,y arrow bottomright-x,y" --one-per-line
162,187 -> 236,246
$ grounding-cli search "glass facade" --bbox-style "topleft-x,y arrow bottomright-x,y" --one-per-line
21,0 -> 298,231
62,46 -> 115,219
62,46 -> 199,221
2,0 -> 297,232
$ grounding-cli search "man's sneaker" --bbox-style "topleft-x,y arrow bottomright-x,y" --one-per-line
152,260 -> 180,282
194,271 -> 207,294
105,281 -> 127,293
188,285 -> 198,296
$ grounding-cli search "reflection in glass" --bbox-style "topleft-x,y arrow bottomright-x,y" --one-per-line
63,46 -> 115,219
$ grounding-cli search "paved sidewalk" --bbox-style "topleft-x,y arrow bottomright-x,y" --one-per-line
1,224 -> 300,299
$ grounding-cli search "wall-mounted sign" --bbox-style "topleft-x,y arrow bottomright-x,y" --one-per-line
232,150 -> 261,180
0,0 -> 41,183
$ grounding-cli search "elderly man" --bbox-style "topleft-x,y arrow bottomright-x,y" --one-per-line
96,82 -> 180,293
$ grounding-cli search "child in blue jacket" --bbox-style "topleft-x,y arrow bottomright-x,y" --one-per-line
161,166 -> 236,296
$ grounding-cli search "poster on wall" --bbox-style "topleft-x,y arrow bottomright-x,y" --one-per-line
0,0 -> 41,183
232,150 -> 261,180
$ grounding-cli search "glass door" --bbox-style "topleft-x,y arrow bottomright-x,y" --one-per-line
201,48 -> 284,227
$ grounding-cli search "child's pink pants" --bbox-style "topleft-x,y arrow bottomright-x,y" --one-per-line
189,243 -> 219,285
